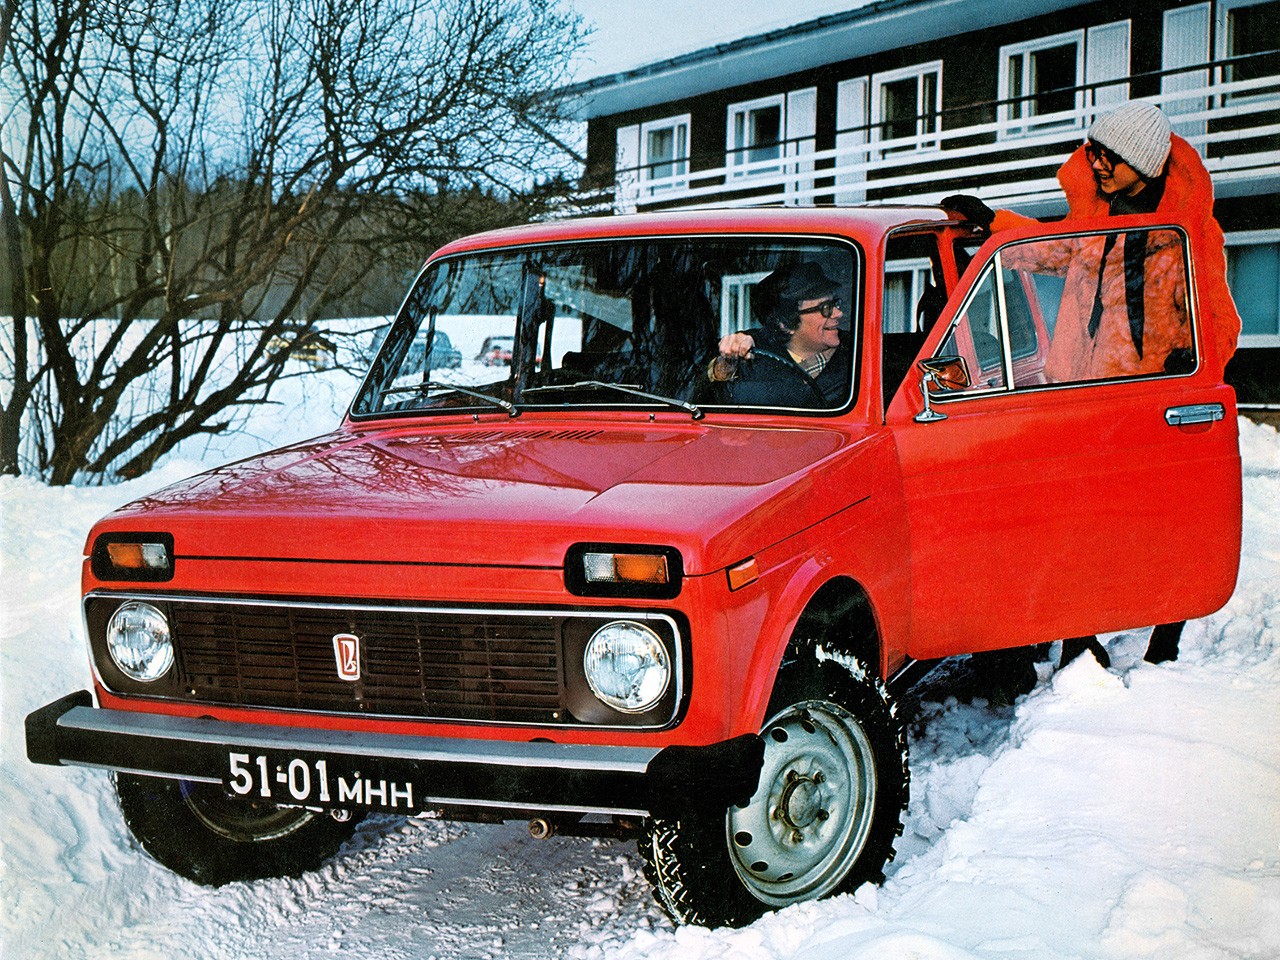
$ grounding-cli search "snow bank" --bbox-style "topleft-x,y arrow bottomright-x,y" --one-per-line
2,410 -> 1277,960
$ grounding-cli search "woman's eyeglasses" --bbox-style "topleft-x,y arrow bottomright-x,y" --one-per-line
798,297 -> 842,318
1084,141 -> 1126,171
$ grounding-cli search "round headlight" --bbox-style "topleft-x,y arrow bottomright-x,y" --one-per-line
105,601 -> 174,682
583,620 -> 671,714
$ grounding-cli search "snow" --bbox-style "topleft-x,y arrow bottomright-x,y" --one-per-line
2,372 -> 1278,959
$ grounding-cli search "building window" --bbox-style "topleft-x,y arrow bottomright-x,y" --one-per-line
727,95 -> 785,177
998,30 -> 1085,136
1218,0 -> 1280,103
639,115 -> 690,195
1226,232 -> 1280,346
871,62 -> 942,155
883,258 -> 934,333
719,272 -> 772,336
1162,4 -> 1211,137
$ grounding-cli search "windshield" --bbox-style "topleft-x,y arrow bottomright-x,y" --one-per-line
351,236 -> 859,419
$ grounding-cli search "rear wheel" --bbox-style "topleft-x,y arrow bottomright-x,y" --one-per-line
115,773 -> 361,886
639,651 -> 908,927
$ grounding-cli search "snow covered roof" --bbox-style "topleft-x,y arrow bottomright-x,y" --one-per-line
563,0 -> 1090,119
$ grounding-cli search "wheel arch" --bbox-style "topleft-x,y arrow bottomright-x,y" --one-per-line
640,584 -> 908,928
742,574 -> 886,731
790,577 -> 883,672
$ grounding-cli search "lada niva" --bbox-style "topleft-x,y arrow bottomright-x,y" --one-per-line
26,206 -> 1242,927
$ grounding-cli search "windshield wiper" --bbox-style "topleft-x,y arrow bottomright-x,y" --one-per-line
521,380 -> 703,420
382,381 -> 520,417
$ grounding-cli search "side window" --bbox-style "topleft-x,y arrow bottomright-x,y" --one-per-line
929,226 -> 1195,396
938,263 -> 1007,392
883,232 -> 947,407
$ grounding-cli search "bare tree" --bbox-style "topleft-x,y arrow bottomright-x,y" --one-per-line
1,0 -> 584,483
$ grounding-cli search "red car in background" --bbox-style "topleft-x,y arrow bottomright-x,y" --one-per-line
27,207 -> 1241,927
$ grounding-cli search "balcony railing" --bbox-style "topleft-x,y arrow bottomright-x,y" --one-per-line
591,53 -> 1279,216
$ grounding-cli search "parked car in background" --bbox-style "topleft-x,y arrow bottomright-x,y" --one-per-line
406,329 -> 462,370
268,331 -> 339,370
476,334 -> 514,366
27,206 -> 1241,928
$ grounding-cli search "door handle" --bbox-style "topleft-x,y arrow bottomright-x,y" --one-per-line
1164,403 -> 1225,426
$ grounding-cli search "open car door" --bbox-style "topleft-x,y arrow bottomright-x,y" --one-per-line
886,214 -> 1241,660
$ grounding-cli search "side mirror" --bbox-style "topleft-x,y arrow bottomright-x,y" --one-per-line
914,356 -> 970,424
919,355 -> 971,391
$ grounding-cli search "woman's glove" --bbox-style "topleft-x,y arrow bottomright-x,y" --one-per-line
940,194 -> 996,230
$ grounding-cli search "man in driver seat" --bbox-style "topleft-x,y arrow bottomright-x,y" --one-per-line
708,262 -> 852,408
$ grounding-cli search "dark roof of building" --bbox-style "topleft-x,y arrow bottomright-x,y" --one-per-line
562,0 -> 1086,119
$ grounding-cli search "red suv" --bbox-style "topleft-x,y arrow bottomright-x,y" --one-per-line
26,207 -> 1241,927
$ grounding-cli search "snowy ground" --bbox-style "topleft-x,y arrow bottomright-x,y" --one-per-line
2,368 -> 1278,960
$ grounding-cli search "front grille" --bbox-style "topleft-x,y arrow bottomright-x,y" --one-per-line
170,601 -> 565,723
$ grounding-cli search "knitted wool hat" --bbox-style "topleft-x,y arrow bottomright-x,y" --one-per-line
1087,101 -> 1173,178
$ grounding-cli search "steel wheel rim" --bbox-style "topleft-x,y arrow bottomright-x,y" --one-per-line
180,781 -> 315,843
727,699 -> 877,906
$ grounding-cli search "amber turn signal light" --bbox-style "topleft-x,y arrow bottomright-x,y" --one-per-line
585,551 -> 669,585
565,543 -> 682,599
727,558 -> 759,592
106,542 -> 169,570
90,533 -> 175,582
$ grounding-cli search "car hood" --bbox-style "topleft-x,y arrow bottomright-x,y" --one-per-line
94,420 -> 880,575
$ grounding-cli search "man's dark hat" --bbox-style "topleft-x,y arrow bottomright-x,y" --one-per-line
755,261 -> 840,328
769,262 -> 839,304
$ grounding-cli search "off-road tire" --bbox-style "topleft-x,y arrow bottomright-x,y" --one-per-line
639,649 -> 909,927
115,773 -> 361,886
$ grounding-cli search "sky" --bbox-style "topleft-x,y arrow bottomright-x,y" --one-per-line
567,0 -> 868,80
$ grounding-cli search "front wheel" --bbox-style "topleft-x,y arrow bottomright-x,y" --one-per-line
115,773 -> 362,886
639,652 -> 908,927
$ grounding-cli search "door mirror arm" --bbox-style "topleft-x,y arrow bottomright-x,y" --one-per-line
915,371 -> 947,422
914,355 -> 970,423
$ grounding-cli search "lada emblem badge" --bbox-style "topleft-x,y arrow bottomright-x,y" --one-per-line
332,634 -> 361,681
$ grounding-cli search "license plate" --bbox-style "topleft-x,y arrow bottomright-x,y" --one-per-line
224,751 -> 419,812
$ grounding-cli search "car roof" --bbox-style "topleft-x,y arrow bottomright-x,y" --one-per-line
430,206 -> 952,261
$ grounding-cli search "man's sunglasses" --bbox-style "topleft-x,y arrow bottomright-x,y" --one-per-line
798,296 -> 842,318
1084,141 -> 1127,171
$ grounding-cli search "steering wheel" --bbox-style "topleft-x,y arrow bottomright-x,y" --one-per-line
726,348 -> 828,408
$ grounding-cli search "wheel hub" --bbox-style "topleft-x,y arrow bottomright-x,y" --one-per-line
777,769 -> 827,832
726,699 -> 877,906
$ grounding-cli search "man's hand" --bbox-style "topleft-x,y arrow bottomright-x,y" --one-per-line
718,332 -> 756,358
710,332 -> 756,382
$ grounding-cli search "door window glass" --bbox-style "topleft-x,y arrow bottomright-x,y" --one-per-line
937,264 -> 1007,392
928,226 -> 1195,397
